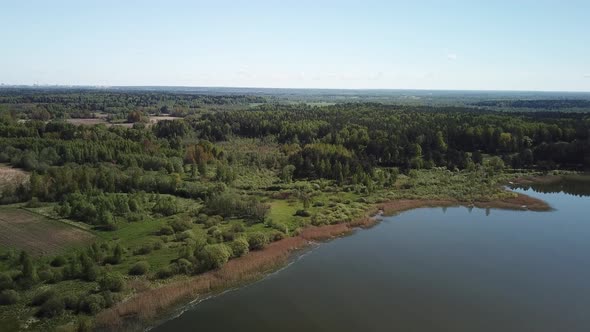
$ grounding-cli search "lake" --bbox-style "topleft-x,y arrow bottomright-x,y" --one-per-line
154,179 -> 590,332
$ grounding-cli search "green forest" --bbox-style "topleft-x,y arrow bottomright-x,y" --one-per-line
0,89 -> 588,331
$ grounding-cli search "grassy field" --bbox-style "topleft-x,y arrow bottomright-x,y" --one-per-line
0,208 -> 94,256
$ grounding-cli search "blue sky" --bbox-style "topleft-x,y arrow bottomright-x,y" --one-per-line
1,0 -> 589,91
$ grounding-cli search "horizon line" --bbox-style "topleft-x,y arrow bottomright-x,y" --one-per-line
1,83 -> 590,94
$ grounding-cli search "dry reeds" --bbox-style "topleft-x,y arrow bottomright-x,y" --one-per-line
96,236 -> 308,330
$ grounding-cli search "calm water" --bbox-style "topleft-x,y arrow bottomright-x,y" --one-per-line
154,180 -> 590,332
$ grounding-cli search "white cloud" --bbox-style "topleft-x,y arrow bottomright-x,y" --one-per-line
447,53 -> 458,61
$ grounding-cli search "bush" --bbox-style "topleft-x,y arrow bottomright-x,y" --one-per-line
204,215 -> 224,228
169,218 -> 192,232
267,220 -> 288,233
228,238 -> 249,257
155,266 -> 176,279
198,244 -> 232,270
49,269 -> 63,284
50,256 -> 67,267
175,258 -> 193,274
159,225 -> 174,236
0,273 -> 14,291
231,223 -> 245,233
175,230 -> 195,242
269,230 -> 285,242
0,290 -> 19,305
101,290 -> 114,308
221,230 -> 236,242
133,244 -> 153,255
63,295 -> 79,310
99,273 -> 125,292
129,261 -> 150,276
31,289 -> 56,306
37,297 -> 64,318
76,317 -> 94,332
26,197 -> 43,208
37,269 -> 54,283
153,196 -> 178,216
195,213 -> 209,224
79,294 -> 105,314
294,209 -> 311,217
247,232 -> 269,250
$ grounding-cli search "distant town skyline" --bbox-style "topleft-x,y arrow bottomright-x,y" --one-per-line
1,0 -> 589,92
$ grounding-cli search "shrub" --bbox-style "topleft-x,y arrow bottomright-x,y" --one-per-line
153,241 -> 163,250
231,223 -> 245,233
247,232 -> 269,250
101,290 -> 114,308
169,218 -> 192,233
49,269 -> 63,284
195,213 -> 209,224
26,197 -> 43,208
221,230 -> 236,242
159,225 -> 174,236
267,220 -> 288,233
206,227 -> 223,243
0,273 -> 14,291
31,289 -> 56,306
153,196 -> 178,216
50,256 -> 67,267
294,209 -> 311,217
99,273 -> 125,292
134,244 -> 153,255
79,294 -> 105,314
175,258 -> 193,274
269,230 -> 285,242
63,295 -> 79,310
228,238 -> 249,257
198,244 -> 232,270
76,317 -> 94,332
129,261 -> 150,276
37,297 -> 64,318
204,215 -> 223,228
37,269 -> 54,283
155,266 -> 176,279
105,244 -> 124,265
0,290 -> 19,305
175,230 -> 195,242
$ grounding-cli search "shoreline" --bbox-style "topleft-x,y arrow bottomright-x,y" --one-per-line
95,191 -> 550,331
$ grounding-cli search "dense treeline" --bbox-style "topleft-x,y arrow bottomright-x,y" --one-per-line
0,89 -> 266,120
474,99 -> 590,110
191,103 -> 590,177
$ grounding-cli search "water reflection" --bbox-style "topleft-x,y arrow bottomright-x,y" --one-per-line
510,175 -> 590,196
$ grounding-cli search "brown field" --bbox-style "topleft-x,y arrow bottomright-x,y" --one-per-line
65,118 -> 109,126
65,115 -> 181,128
0,208 -> 94,256
148,116 -> 182,123
0,166 -> 29,192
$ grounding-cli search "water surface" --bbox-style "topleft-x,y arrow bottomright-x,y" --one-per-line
155,180 -> 590,332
